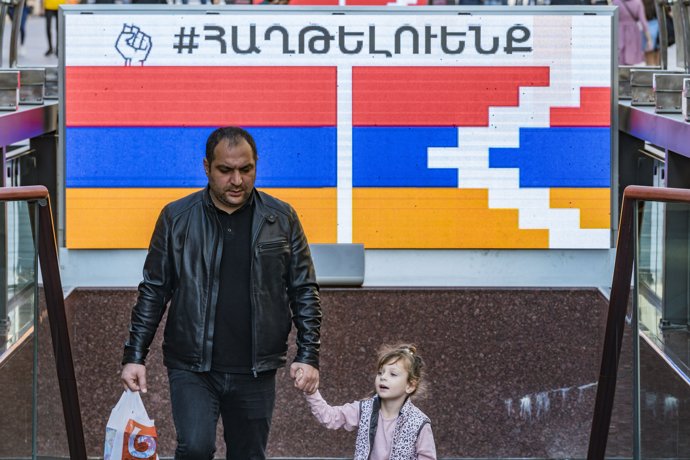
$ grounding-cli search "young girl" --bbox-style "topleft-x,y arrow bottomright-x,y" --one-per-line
301,343 -> 436,460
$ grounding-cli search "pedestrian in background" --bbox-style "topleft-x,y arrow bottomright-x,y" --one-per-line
641,0 -> 660,65
44,0 -> 64,56
614,0 -> 653,65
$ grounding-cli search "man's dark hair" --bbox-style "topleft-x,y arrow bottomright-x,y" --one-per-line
206,127 -> 258,164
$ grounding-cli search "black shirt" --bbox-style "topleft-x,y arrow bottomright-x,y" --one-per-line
211,194 -> 254,373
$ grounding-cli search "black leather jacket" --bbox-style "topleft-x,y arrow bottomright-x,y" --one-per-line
122,187 -> 321,374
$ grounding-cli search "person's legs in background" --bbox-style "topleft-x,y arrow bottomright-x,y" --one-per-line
644,17 -> 660,65
44,9 -> 58,56
19,6 -> 29,46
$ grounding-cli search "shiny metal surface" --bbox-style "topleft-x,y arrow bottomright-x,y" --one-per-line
44,66 -> 58,99
17,68 -> 45,105
0,102 -> 58,147
632,86 -> 656,106
681,78 -> 690,121
632,69 -> 685,106
671,0 -> 690,72
0,90 -> 17,110
655,0 -> 670,70
619,101 -> 690,157
0,70 -> 18,88
619,65 -> 661,100
654,73 -> 690,90
653,74 -> 690,113
8,0 -> 25,69
631,68 -> 660,86
0,2 -> 8,67
631,69 -> 659,106
0,69 -> 19,110
655,90 -> 683,112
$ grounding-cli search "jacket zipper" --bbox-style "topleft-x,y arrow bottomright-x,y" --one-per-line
250,215 -> 266,378
203,207 -> 222,368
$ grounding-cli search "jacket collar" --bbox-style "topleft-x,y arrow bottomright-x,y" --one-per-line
203,186 -> 276,245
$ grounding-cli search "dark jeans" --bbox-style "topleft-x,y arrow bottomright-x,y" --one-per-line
167,368 -> 276,460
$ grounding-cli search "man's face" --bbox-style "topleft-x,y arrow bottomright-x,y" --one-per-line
204,138 -> 256,214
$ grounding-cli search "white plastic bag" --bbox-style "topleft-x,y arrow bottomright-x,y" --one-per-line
104,390 -> 159,460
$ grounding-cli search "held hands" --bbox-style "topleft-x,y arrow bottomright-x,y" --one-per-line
290,362 -> 319,395
121,363 -> 148,393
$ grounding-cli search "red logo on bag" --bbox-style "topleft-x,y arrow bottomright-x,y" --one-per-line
123,419 -> 158,460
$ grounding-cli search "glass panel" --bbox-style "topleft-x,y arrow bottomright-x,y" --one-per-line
1,200 -> 37,353
0,200 -> 38,459
637,200 -> 690,459
637,200 -> 664,339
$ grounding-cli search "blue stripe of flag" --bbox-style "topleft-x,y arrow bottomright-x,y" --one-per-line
352,127 -> 459,187
65,127 -> 337,188
489,127 -> 611,188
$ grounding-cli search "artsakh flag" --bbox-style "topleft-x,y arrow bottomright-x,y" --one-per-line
64,64 -> 610,249
347,67 -> 610,249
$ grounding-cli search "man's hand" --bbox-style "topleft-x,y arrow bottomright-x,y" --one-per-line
290,362 -> 319,395
121,363 -> 148,393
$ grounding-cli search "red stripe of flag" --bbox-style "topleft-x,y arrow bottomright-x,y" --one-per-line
550,87 -> 611,127
352,66 -> 550,127
65,66 -> 337,127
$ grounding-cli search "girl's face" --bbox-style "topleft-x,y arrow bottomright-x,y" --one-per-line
375,359 -> 416,402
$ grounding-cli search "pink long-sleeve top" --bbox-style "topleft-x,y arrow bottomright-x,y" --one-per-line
305,390 -> 437,460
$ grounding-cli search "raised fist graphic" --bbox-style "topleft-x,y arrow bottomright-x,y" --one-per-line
115,24 -> 152,66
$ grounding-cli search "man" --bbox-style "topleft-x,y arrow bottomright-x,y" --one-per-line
121,126 -> 321,459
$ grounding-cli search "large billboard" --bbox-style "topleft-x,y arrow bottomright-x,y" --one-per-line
61,6 -> 614,249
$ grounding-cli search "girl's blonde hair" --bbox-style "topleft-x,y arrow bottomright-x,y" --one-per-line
376,343 -> 427,398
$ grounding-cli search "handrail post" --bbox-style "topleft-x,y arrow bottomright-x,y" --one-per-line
0,0 -> 8,67
0,201 -> 8,345
36,196 -> 87,460
0,145 -> 9,347
587,193 -> 638,460
7,0 -> 25,69
656,0 -> 669,70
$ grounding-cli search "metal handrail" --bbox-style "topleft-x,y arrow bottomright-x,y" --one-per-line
0,185 -> 87,460
656,0 -> 670,70
587,185 -> 690,460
